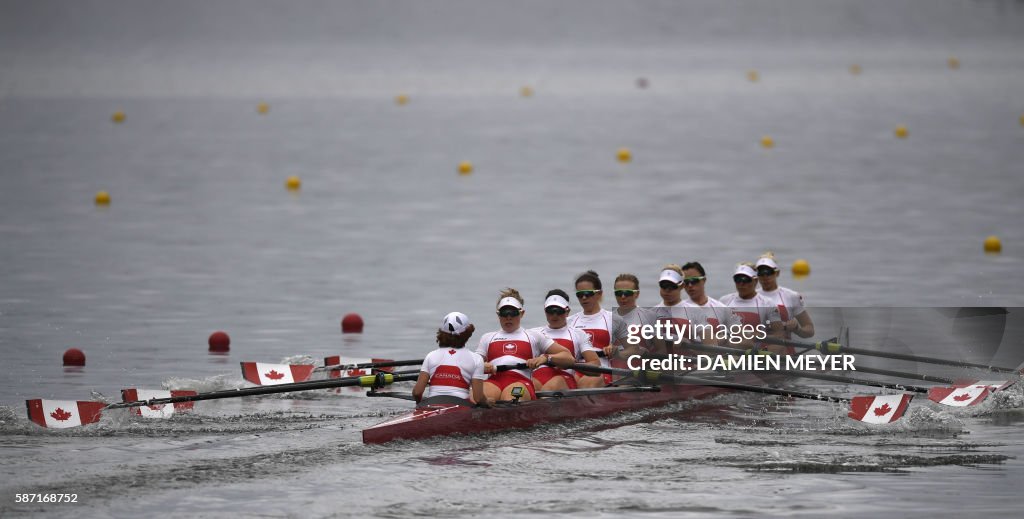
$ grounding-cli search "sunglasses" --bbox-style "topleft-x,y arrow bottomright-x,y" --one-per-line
614,289 -> 639,297
659,281 -> 681,290
682,276 -> 705,286
733,275 -> 754,284
544,306 -> 568,315
756,269 -> 777,277
497,308 -> 521,318
575,290 -> 601,299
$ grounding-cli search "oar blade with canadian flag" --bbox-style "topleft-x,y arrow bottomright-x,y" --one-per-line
121,388 -> 198,418
848,394 -> 914,423
26,399 -> 107,429
240,362 -> 318,385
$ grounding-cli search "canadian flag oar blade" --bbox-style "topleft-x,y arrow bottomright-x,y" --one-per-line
848,394 -> 913,423
26,399 -> 107,429
926,386 -> 990,407
240,362 -> 317,385
121,389 -> 198,418
953,379 -> 1016,392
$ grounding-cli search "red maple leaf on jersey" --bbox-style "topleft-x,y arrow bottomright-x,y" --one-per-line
873,403 -> 892,416
51,408 -> 73,421
953,393 -> 972,402
265,370 -> 285,380
448,349 -> 456,355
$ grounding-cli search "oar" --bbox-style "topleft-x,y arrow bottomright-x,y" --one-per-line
680,341 -> 993,406
681,340 -> 960,384
26,370 -> 420,429
761,336 -> 1021,374
571,363 -> 912,423
240,357 -> 422,385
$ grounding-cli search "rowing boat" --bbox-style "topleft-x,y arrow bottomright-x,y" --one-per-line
361,373 -> 765,444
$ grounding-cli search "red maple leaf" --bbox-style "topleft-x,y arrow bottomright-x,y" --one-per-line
448,349 -> 456,355
873,403 -> 892,416
953,393 -> 973,402
265,370 -> 285,380
51,408 -> 73,421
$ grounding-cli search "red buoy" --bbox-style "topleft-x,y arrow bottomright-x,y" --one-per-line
63,348 -> 86,366
341,313 -> 364,334
208,331 -> 231,352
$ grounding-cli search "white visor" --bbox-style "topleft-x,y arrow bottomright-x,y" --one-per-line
733,265 -> 757,278
659,269 -> 683,284
497,297 -> 524,310
755,258 -> 779,270
543,295 -> 570,309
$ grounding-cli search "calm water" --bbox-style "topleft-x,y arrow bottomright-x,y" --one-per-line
2,0 -> 1024,517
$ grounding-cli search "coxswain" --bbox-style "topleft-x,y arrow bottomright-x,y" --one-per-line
531,290 -> 601,391
413,312 -> 488,406
476,288 -> 574,402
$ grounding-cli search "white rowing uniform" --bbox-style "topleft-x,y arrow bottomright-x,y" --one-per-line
475,328 -> 555,380
532,325 -> 593,376
612,306 -> 658,353
568,309 -> 613,368
758,286 -> 806,338
719,292 -> 781,327
420,346 -> 485,400
682,297 -> 742,342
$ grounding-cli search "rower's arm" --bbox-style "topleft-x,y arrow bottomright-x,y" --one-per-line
412,372 -> 430,403
792,310 -> 815,338
470,379 -> 490,407
536,342 -> 574,369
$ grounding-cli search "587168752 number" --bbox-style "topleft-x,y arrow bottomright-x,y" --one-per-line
15,493 -> 77,503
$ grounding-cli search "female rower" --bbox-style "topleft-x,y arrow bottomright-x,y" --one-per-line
651,264 -> 688,354
610,273 -> 656,358
680,261 -> 743,346
413,312 -> 489,406
476,288 -> 575,402
568,271 -> 615,388
531,289 -> 601,391
755,252 -> 815,339
718,264 -> 784,352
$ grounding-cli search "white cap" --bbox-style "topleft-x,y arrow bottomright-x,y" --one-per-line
440,312 -> 471,335
543,294 -> 570,309
659,269 -> 683,284
733,265 -> 757,278
496,297 -> 524,310
755,257 -> 779,270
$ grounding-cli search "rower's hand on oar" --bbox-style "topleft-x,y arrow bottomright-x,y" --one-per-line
525,355 -> 550,369
603,345 -> 617,359
483,362 -> 495,374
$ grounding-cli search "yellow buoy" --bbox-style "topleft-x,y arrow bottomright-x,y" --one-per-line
984,235 -> 1002,254
616,148 -> 632,163
395,94 -> 409,106
760,136 -> 775,149
849,64 -> 862,75
1019,114 -> 1023,127
747,70 -> 759,82
791,259 -> 810,277
257,102 -> 270,115
94,190 -> 111,205
457,161 -> 473,175
520,86 -> 533,98
894,125 -> 908,139
111,111 -> 125,124
948,57 -> 960,70
285,176 -> 301,191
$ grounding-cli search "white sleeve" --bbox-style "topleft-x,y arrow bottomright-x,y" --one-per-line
788,289 -> 806,317
475,333 -> 490,359
577,328 -> 598,354
528,329 -> 555,356
420,351 -> 435,374
470,354 -> 485,380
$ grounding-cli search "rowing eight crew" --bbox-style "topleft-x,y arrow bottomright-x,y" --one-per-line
415,255 -> 815,407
